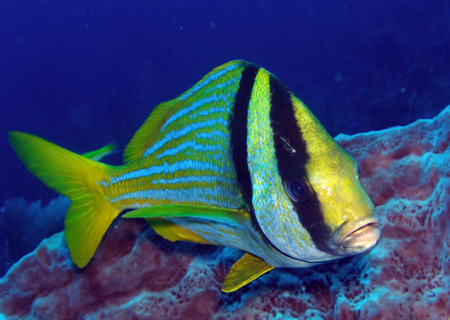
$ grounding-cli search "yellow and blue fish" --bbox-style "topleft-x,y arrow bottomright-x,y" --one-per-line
9,60 -> 380,292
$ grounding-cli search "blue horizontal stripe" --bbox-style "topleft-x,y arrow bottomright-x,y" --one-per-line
110,160 -> 224,184
151,175 -> 235,185
111,185 -> 241,208
143,117 -> 229,157
156,140 -> 225,160
178,63 -> 239,101
161,94 -> 227,133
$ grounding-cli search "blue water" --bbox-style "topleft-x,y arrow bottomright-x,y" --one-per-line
0,0 -> 449,275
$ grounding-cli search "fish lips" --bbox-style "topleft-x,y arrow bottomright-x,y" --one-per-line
330,217 -> 380,255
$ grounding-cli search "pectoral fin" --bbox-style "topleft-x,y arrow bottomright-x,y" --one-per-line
122,204 -> 250,226
222,253 -> 275,292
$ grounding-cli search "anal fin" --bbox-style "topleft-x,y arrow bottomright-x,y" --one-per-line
222,253 -> 274,292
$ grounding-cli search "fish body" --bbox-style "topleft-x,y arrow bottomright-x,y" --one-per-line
9,60 -> 380,292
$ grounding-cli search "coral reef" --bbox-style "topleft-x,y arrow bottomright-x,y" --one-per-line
0,196 -> 68,277
1,106 -> 449,319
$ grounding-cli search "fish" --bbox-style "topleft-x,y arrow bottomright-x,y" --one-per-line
9,60 -> 380,292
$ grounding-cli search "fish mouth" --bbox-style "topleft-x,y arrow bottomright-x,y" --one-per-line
331,217 -> 380,255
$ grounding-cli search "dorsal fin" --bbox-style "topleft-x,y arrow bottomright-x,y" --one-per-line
123,101 -> 174,163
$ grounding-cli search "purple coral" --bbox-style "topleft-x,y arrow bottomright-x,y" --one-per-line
1,106 -> 449,319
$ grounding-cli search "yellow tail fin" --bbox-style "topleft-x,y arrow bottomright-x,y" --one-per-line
8,131 -> 121,268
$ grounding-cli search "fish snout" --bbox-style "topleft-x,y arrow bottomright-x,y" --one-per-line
331,217 -> 380,255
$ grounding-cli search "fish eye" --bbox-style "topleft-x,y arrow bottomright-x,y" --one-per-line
284,178 -> 312,203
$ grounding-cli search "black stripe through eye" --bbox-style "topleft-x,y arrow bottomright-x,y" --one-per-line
269,74 -> 334,255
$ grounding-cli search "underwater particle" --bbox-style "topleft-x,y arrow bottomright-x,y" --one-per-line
68,104 -> 92,127
334,73 -> 343,83
16,36 -> 25,46
210,21 -> 217,30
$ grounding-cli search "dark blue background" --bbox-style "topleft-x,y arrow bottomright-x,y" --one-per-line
1,0 -> 450,203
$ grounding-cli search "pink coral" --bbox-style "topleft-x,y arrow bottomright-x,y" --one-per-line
1,106 -> 449,319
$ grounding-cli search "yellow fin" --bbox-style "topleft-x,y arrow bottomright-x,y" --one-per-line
123,101 -> 174,163
82,141 -> 118,161
148,218 -> 211,245
222,253 -> 275,292
8,131 -> 121,268
122,204 -> 250,225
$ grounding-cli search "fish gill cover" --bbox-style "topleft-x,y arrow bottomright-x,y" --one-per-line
0,0 -> 449,319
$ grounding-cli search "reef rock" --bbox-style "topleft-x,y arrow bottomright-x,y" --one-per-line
1,106 -> 449,320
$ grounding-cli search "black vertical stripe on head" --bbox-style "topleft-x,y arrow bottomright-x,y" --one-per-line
230,63 -> 259,208
269,75 -> 335,255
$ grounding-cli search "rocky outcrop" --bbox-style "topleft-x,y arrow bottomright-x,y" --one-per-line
1,106 -> 449,320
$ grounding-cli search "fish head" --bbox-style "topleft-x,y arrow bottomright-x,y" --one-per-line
302,146 -> 380,256
248,76 -> 380,264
